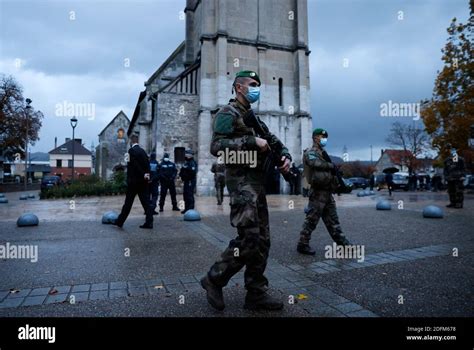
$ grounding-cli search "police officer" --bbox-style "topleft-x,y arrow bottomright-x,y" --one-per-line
211,161 -> 226,205
200,70 -> 291,311
158,153 -> 180,212
148,153 -> 160,215
179,149 -> 197,214
297,128 -> 351,255
444,147 -> 466,208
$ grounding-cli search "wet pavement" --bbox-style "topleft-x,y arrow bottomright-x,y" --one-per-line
0,189 -> 472,317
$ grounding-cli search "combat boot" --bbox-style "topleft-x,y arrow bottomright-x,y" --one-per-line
200,275 -> 225,311
297,243 -> 316,255
244,292 -> 284,311
335,236 -> 352,246
446,203 -> 455,208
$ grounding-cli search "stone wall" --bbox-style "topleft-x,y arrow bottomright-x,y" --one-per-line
154,92 -> 200,162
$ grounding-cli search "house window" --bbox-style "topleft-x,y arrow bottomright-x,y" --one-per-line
68,160 -> 73,168
174,147 -> 185,163
56,160 -> 62,168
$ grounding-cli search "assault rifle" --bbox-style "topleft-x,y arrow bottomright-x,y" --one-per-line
242,110 -> 292,183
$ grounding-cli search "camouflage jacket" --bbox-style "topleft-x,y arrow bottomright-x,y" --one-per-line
211,162 -> 226,180
210,98 -> 290,185
303,142 -> 338,191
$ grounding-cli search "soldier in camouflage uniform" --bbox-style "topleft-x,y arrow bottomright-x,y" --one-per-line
297,128 -> 351,255
211,161 -> 226,205
201,70 -> 291,311
444,147 -> 466,209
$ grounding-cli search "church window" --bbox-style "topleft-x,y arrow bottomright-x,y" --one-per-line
278,78 -> 283,107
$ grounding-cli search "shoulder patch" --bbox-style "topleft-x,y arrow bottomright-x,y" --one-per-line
306,150 -> 317,160
214,112 -> 234,134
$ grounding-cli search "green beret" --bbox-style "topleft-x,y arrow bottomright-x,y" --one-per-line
313,128 -> 328,137
235,70 -> 261,86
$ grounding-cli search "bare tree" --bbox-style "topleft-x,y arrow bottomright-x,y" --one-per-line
386,122 -> 431,174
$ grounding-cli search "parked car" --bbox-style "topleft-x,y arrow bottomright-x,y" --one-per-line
464,175 -> 474,190
41,175 -> 62,191
392,172 -> 409,190
348,177 -> 369,189
340,178 -> 354,193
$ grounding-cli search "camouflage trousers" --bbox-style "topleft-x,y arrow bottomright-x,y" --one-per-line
299,189 -> 348,245
207,182 -> 270,294
447,180 -> 464,207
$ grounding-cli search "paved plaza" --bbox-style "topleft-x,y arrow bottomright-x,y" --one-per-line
0,190 -> 472,317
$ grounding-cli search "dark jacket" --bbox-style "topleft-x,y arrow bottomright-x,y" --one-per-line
127,144 -> 150,186
180,159 -> 197,182
444,156 -> 466,181
158,160 -> 177,182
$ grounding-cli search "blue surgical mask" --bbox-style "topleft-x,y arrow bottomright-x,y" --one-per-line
245,86 -> 260,103
320,138 -> 328,147
163,158 -> 169,162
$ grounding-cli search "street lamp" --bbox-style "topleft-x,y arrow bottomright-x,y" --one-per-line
24,98 -> 32,191
70,117 -> 78,183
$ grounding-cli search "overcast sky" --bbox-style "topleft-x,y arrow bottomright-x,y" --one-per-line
0,0 -> 470,160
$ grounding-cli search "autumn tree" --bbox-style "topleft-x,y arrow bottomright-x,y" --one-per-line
339,161 -> 374,178
421,3 -> 474,169
0,75 -> 43,160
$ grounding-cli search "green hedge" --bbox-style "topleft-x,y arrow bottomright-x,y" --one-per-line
40,174 -> 127,199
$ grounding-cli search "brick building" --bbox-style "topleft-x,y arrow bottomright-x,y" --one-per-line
49,139 -> 92,180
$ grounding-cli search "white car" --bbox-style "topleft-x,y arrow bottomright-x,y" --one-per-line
392,172 -> 409,190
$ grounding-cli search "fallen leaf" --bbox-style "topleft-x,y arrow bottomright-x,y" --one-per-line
48,288 -> 58,295
296,293 -> 308,300
153,285 -> 164,289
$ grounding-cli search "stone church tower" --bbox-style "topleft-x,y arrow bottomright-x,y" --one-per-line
128,0 -> 312,195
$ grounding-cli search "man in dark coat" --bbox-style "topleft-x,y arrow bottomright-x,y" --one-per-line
115,134 -> 154,229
